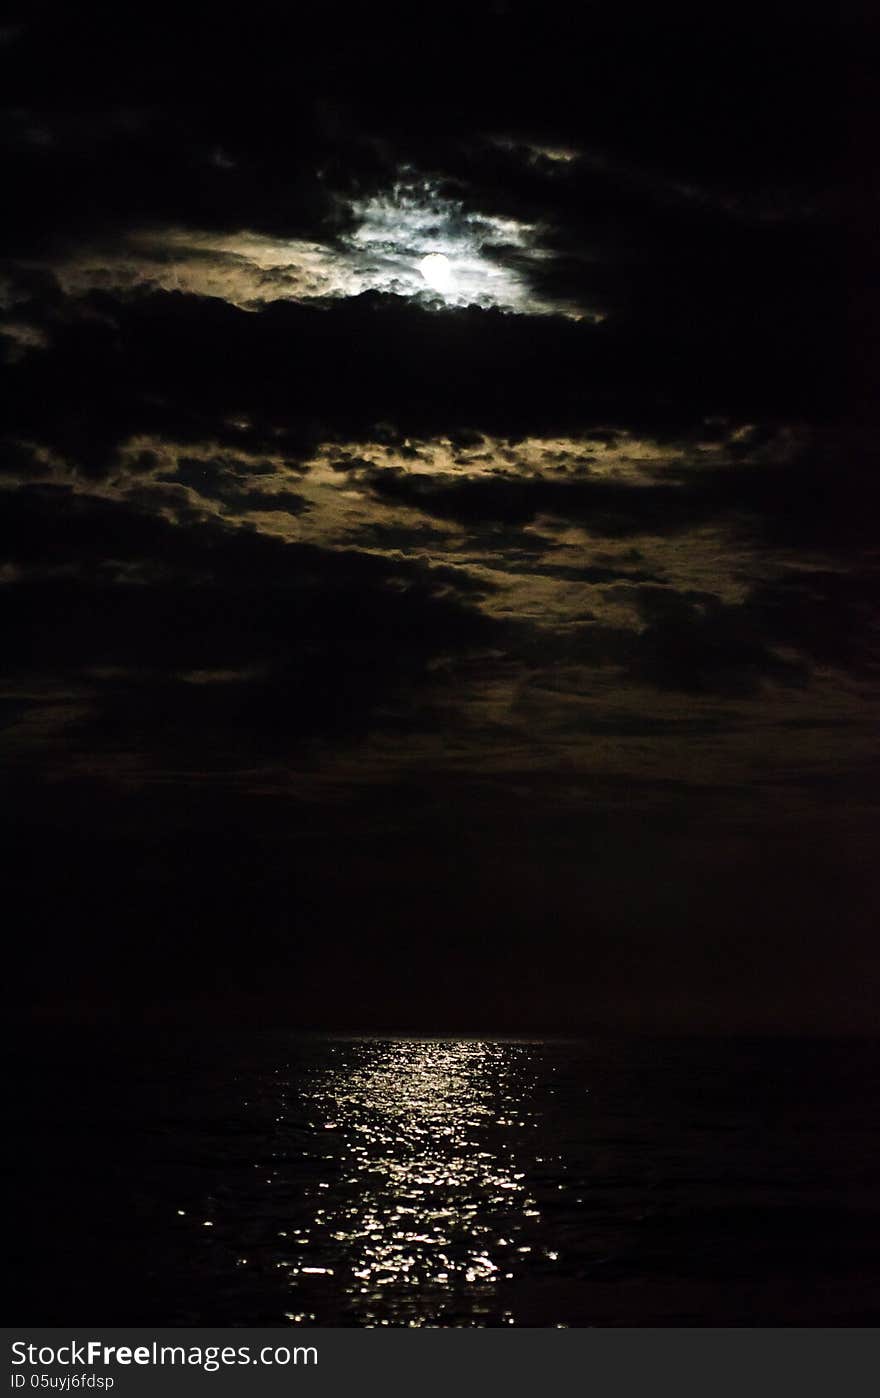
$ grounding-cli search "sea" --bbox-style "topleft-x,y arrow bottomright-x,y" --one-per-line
8,1032 -> 880,1326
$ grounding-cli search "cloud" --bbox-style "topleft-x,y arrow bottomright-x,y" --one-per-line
0,485 -> 498,776
624,587 -> 811,696
26,179 -> 597,320
2,278 -> 852,495
0,318 -> 49,362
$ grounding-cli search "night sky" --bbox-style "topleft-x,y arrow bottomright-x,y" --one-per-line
2,5 -> 877,1033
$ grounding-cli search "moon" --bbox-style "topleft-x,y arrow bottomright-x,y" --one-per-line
419,252 -> 454,295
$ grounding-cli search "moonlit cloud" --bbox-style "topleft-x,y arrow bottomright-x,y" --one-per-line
488,134 -> 581,167
38,178 -> 597,320
339,179 -> 583,316
0,320 -> 49,361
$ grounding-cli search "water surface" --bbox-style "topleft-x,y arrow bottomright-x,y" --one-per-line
9,1033 -> 880,1325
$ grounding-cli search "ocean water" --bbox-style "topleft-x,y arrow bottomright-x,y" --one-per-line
8,1033 -> 880,1325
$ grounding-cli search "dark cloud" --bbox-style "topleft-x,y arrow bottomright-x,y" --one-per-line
2,282 -> 853,473
354,442 -> 880,558
0,485 -> 497,767
626,588 -> 811,697
356,465 -> 705,533
746,569 -> 880,675
556,571 -> 878,696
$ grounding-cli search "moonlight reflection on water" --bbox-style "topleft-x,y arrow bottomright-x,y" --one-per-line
278,1041 -> 543,1326
11,1034 -> 880,1326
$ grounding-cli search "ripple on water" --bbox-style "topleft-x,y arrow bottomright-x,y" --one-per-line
261,1040 -> 546,1326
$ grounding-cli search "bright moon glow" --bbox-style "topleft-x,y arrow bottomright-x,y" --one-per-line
419,252 -> 454,295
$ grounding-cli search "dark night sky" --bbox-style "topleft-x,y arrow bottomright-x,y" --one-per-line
1,4 -> 877,1032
